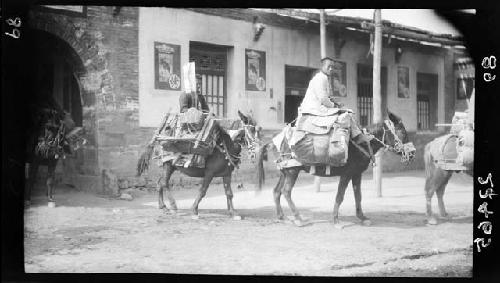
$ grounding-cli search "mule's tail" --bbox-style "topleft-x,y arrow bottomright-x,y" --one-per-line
137,144 -> 154,177
256,142 -> 270,191
423,142 -> 435,178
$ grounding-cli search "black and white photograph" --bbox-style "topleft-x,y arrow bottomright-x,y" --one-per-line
2,2 -> 500,280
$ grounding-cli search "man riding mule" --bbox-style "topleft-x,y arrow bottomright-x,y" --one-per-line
257,110 -> 416,227
289,57 -> 374,171
298,57 -> 370,147
254,57 -> 416,226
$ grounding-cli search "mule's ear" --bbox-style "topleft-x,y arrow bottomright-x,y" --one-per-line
388,110 -> 401,124
238,110 -> 249,124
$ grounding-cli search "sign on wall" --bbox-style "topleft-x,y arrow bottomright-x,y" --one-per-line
245,49 -> 266,91
331,60 -> 347,97
154,42 -> 181,90
398,66 -> 410,98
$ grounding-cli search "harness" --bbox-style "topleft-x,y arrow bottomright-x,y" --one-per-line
350,120 -> 405,166
216,123 -> 260,169
242,124 -> 260,160
34,110 -> 68,160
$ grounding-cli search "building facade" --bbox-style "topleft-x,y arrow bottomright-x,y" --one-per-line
26,7 -> 473,191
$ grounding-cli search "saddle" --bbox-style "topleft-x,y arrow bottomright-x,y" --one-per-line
431,131 -> 474,171
283,112 -> 353,167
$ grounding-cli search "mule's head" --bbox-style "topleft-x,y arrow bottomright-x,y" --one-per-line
59,111 -> 87,154
381,111 -> 416,164
236,110 -> 262,160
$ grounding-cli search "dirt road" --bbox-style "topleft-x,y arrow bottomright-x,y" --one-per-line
24,170 -> 472,276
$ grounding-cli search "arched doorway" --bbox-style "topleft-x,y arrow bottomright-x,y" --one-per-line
30,29 -> 84,126
24,28 -> 88,185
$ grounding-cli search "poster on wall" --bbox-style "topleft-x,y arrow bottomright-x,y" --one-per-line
154,42 -> 181,90
331,60 -> 347,97
245,49 -> 266,91
397,66 -> 410,98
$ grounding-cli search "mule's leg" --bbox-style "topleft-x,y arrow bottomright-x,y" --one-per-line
273,172 -> 286,220
282,168 -> 302,224
191,173 -> 215,219
223,175 -> 240,219
46,159 -> 57,203
425,174 -> 438,225
158,163 -> 177,212
25,161 -> 39,207
352,173 -> 370,225
332,175 -> 352,225
436,171 -> 453,218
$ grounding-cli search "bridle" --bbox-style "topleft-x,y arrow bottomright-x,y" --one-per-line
376,120 -> 415,164
217,120 -> 261,169
353,119 -> 415,165
242,123 -> 260,160
34,110 -> 68,160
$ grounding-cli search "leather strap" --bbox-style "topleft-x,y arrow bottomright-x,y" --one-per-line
351,140 -> 376,166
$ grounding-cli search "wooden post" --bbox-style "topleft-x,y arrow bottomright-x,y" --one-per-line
314,9 -> 327,193
320,9 -> 326,59
372,9 -> 383,197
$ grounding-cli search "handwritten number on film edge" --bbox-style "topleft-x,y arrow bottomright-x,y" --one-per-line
4,17 -> 21,39
475,174 -> 496,252
482,56 -> 496,82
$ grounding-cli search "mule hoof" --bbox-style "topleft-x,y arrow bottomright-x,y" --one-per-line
361,219 -> 372,226
48,201 -> 56,208
427,217 -> 438,225
440,214 -> 451,220
163,208 -> 177,215
334,223 -> 345,230
232,215 -> 242,221
191,215 -> 200,220
293,219 -> 304,226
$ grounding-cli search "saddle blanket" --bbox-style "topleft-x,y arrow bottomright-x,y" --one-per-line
430,132 -> 473,170
296,110 -> 353,135
272,124 -> 349,167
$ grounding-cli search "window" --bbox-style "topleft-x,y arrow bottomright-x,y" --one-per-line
356,64 -> 387,127
417,96 -> 430,130
416,72 -> 438,131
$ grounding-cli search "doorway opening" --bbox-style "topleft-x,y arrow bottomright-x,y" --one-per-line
284,65 -> 317,124
189,42 -> 229,117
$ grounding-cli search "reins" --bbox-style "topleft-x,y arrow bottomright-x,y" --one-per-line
217,121 -> 260,169
351,120 -> 402,166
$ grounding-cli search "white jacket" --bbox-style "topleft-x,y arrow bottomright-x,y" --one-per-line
298,71 -> 340,116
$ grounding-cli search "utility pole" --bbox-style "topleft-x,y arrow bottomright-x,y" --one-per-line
315,9 -> 327,193
372,9 -> 383,197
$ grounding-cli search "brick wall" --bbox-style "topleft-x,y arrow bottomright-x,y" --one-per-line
29,6 -> 142,192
